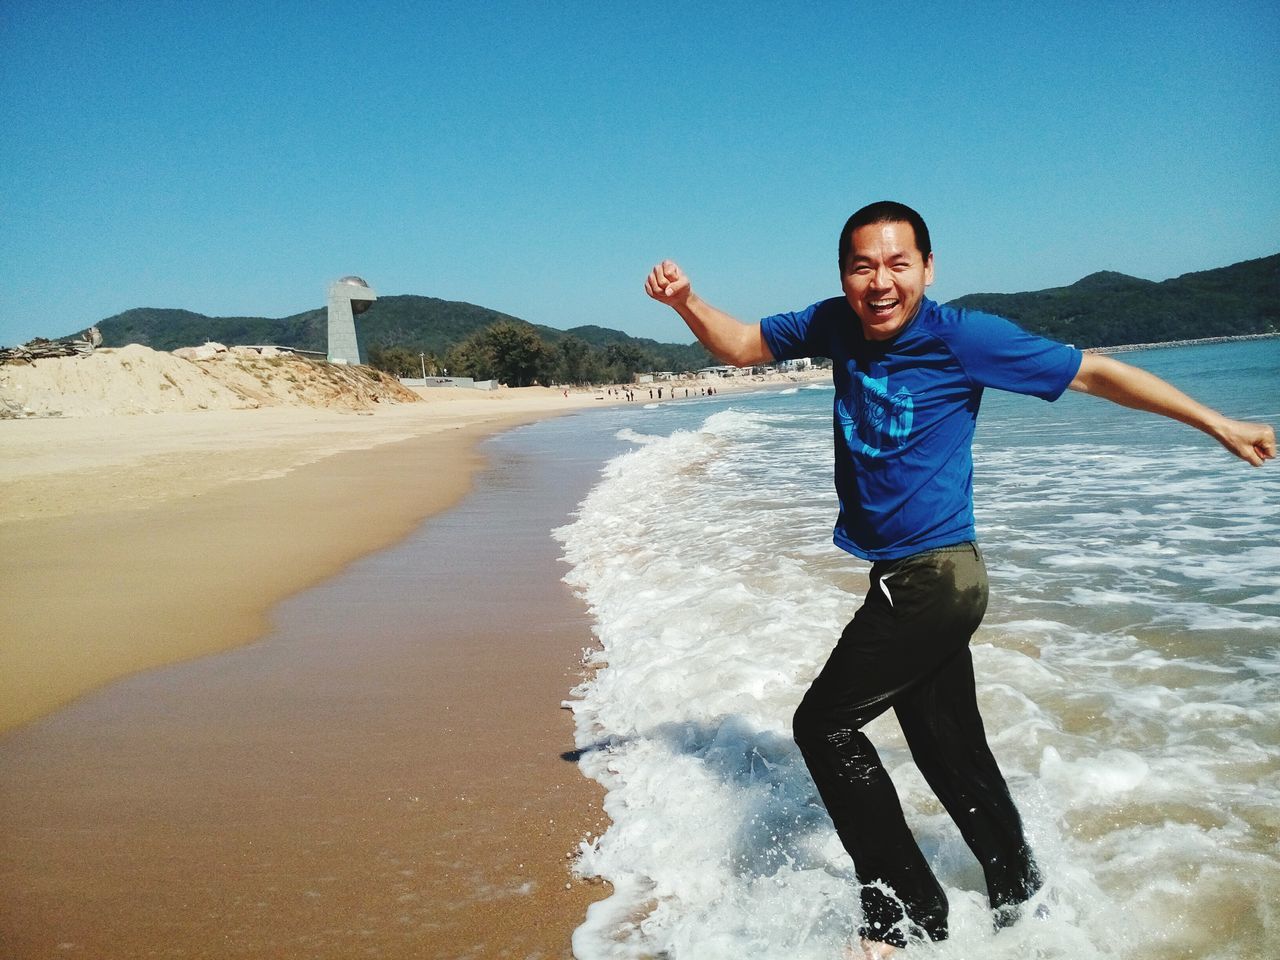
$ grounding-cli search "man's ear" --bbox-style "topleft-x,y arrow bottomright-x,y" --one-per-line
924,253 -> 935,287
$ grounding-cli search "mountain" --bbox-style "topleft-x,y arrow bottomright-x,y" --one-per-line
553,324 -> 711,371
83,295 -> 713,372
69,252 -> 1279,362
946,254 -> 1279,347
91,306 -> 328,353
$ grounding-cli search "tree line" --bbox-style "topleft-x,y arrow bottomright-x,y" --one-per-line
367,321 -> 681,387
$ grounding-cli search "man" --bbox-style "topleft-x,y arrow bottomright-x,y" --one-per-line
643,201 -> 1275,957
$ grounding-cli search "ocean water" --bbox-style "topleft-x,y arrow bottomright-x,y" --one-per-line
553,340 -> 1280,960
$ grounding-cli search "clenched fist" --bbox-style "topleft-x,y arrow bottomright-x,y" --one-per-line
644,260 -> 692,306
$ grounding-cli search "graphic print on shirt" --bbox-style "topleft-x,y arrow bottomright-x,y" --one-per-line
836,372 -> 914,457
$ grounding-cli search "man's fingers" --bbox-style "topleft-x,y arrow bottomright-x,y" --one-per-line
1221,421 -> 1276,466
644,265 -> 668,299
1245,424 -> 1276,465
645,261 -> 687,302
1259,429 -> 1277,460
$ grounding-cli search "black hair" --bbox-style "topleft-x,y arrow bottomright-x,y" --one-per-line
838,201 -> 932,267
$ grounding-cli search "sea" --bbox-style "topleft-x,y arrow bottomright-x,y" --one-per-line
544,338 -> 1279,960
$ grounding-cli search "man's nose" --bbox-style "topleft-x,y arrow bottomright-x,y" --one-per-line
870,266 -> 891,289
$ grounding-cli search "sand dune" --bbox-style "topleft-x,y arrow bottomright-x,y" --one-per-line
0,343 -> 418,418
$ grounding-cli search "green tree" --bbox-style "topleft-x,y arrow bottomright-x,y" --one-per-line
367,344 -> 423,377
602,341 -> 654,384
368,344 -> 440,377
554,336 -> 593,385
580,351 -> 609,386
444,338 -> 490,380
449,321 -> 553,387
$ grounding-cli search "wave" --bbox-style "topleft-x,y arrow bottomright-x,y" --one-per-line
556,362 -> 1280,958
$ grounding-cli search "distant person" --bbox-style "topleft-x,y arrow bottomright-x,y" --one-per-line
645,201 -> 1274,957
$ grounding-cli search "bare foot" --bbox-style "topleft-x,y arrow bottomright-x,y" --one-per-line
857,938 -> 898,959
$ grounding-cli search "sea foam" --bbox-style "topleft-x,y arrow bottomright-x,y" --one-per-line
556,341 -> 1280,959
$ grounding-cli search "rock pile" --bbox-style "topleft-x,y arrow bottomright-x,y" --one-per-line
0,327 -> 102,364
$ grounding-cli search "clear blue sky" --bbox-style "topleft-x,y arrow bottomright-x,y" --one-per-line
2,0 -> 1277,348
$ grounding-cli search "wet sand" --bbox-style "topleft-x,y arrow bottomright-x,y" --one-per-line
0,392 -> 602,730
0,371 -> 833,957
0,411 -> 612,958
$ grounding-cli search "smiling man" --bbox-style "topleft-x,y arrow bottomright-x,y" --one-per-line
644,200 -> 1275,957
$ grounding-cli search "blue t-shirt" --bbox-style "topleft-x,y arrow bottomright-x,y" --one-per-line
761,296 -> 1082,561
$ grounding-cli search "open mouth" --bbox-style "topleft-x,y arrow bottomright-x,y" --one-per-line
868,298 -> 899,316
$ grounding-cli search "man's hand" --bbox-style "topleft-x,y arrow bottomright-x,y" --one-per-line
644,260 -> 692,307
1212,417 -> 1276,467
641,259 -> 772,367
1070,353 -> 1276,466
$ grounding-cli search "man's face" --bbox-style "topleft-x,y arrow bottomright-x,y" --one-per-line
841,221 -> 935,341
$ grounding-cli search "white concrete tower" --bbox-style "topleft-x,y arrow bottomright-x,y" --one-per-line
326,276 -> 376,364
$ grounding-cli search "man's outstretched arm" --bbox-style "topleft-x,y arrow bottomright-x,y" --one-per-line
644,260 -> 773,367
1069,353 -> 1276,466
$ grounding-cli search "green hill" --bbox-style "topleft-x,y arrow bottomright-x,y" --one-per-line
556,324 -> 711,371
93,306 -> 328,352
84,296 -> 712,373
946,254 -> 1279,347
68,251 -> 1280,369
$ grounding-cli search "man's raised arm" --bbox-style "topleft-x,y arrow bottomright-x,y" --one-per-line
644,260 -> 773,367
1069,353 -> 1276,466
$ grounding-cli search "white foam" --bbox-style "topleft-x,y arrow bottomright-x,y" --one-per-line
614,426 -> 663,445
557,343 -> 1280,958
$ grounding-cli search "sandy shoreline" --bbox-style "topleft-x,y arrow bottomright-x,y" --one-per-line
1,412 -> 625,957
2,393 -> 560,729
1,372 -> 826,729
0,386 -> 616,960
0,368 -> 829,957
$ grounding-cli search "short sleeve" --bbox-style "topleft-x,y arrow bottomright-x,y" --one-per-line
946,309 -> 1083,401
760,299 -> 838,362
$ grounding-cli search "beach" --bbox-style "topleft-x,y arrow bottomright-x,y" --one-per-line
0,388 -> 614,957
2,389 -> 579,730
9,339 -> 1273,958
0,353 -> 827,958
559,340 -> 1280,959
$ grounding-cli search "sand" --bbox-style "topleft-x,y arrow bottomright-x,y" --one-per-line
0,351 -> 832,957
1,390 -> 588,729
0,409 -> 614,958
0,371 -> 621,956
0,365 -> 818,727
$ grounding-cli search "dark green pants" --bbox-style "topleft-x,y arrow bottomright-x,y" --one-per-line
792,542 -> 1041,947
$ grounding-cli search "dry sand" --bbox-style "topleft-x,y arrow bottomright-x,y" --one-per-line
1,404 -> 614,958
0,347 -> 832,957
0,350 -> 819,726
1,389 -> 596,728
1,355 -> 619,957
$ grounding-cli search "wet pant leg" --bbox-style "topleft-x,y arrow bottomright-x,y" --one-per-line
792,543 -> 1038,946
893,646 -> 1043,916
